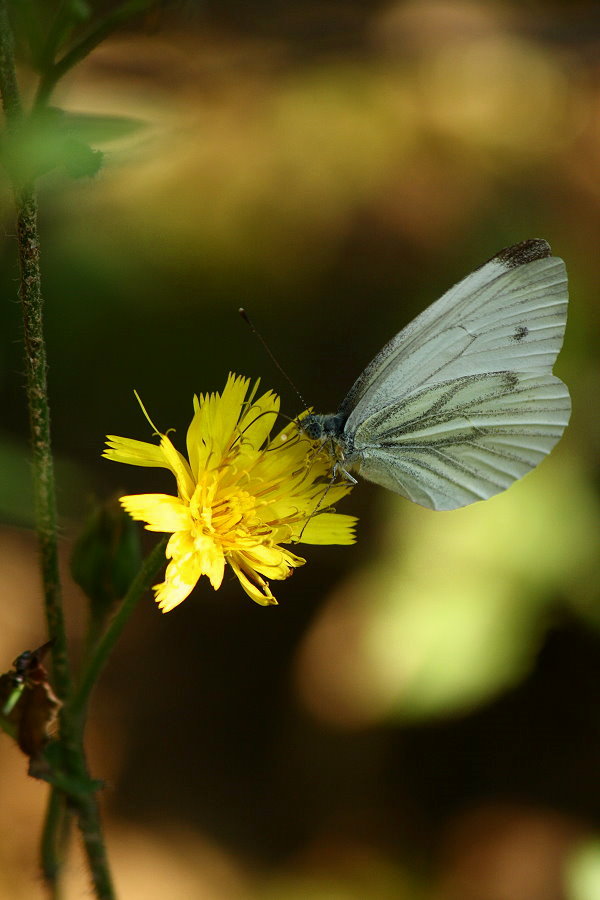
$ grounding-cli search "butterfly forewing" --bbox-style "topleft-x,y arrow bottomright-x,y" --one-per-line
342,241 -> 568,429
331,239 -> 570,509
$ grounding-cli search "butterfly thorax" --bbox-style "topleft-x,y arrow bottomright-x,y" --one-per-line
301,412 -> 357,480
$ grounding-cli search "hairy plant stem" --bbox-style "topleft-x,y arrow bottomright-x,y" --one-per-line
0,0 -> 71,711
1,2 -> 170,895
41,788 -> 68,895
0,4 -> 115,897
16,186 -> 73,700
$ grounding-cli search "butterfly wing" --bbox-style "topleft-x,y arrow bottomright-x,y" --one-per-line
342,240 -> 567,422
348,371 -> 570,510
339,240 -> 570,510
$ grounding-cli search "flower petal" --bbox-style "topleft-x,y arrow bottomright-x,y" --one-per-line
154,566 -> 199,612
237,389 -> 280,456
104,436 -> 167,468
158,435 -> 195,501
295,512 -> 358,545
229,556 -> 278,606
194,532 -> 226,590
120,494 -> 192,532
186,374 -> 253,476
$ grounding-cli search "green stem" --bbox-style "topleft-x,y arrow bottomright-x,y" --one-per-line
17,186 -> 73,703
71,538 -> 168,719
0,0 -> 21,120
13,0 -> 45,67
0,6 -> 116,898
41,788 -> 69,895
63,537 -> 167,900
39,745 -> 115,899
75,790 -> 115,900
34,0 -> 155,108
40,741 -> 114,899
0,0 -> 71,715
37,0 -> 82,71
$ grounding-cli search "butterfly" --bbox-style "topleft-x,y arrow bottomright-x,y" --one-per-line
302,239 -> 570,510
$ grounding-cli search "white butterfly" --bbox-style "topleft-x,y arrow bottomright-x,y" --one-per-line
302,239 -> 570,510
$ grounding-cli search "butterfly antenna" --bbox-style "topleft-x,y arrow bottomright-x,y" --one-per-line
239,307 -> 309,411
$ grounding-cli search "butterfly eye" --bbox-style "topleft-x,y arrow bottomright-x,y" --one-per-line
302,416 -> 324,440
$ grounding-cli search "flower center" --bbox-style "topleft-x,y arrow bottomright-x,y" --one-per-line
189,473 -> 266,551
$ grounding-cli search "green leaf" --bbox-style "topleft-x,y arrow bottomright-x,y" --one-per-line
0,107 -> 145,183
62,137 -> 104,178
54,109 -> 147,142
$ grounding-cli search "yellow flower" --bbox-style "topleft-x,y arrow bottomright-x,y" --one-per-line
104,374 -> 357,611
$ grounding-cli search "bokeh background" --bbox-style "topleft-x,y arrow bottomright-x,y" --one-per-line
1,1 -> 599,897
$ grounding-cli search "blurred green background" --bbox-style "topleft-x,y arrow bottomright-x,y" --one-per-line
0,1 -> 599,897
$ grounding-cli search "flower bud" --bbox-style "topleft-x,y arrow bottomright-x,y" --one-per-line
70,497 -> 142,619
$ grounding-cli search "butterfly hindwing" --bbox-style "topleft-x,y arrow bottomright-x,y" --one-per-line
350,370 -> 570,510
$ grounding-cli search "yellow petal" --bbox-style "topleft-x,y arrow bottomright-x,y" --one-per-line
229,557 -> 278,606
186,398 -> 211,477
194,532 -> 226,590
218,373 -> 252,442
154,578 -> 193,613
120,494 -> 192,532
279,548 -> 306,568
244,542 -> 287,567
154,567 -> 199,613
208,374 -> 250,459
295,513 -> 358,545
237,390 -> 280,455
159,435 -> 195,501
104,436 -> 167,468
154,532 -> 203,612
186,374 -> 252,476
234,543 -> 304,583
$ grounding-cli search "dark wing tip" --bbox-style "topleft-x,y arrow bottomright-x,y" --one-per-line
491,239 -> 552,269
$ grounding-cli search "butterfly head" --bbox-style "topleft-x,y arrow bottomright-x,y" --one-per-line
299,412 -> 356,484
301,412 -> 346,442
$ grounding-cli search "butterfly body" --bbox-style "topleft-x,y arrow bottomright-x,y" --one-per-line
302,239 -> 570,511
303,411 -> 358,482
